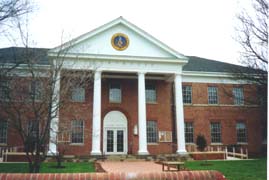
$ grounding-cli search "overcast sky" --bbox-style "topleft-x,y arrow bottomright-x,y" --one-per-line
0,0 -> 252,65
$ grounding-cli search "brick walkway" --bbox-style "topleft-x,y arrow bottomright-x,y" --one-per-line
98,161 -> 177,173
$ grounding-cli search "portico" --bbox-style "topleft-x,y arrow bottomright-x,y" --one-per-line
48,17 -> 188,156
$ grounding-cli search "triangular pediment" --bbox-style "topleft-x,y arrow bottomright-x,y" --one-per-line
49,17 -> 187,60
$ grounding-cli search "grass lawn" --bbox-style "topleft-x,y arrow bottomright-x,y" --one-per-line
0,162 -> 95,173
186,158 -> 267,180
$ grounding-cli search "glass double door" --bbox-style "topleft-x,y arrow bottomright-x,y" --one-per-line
105,128 -> 126,154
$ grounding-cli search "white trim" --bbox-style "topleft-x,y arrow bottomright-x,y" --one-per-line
138,72 -> 149,155
49,17 -> 188,60
48,70 -> 61,155
48,52 -> 188,64
187,104 -> 260,107
182,71 -> 251,84
210,143 -> 223,145
103,111 -> 128,155
174,74 -> 187,154
91,71 -> 102,155
103,128 -> 127,155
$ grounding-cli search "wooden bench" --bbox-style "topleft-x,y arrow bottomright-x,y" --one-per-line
161,161 -> 185,171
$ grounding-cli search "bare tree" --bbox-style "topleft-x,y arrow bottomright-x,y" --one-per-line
0,0 -> 32,85
235,0 -> 268,145
0,0 -> 31,29
235,0 -> 268,94
0,45 -> 94,172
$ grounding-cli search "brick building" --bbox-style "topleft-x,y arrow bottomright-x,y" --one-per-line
0,17 -> 266,157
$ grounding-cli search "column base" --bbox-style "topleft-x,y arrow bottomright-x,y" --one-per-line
176,150 -> 188,155
47,150 -> 57,156
91,151 -> 102,156
138,150 -> 149,155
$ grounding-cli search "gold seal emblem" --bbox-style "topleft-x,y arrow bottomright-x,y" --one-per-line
111,33 -> 129,51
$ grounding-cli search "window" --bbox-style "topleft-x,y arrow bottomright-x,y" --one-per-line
30,81 -> 43,101
146,84 -> 156,103
27,120 -> 39,138
71,87 -> 85,102
109,83 -> 121,103
0,121 -> 8,144
210,122 -> 221,143
182,86 -> 192,104
208,87 -> 218,104
233,87 -> 244,105
147,121 -> 158,143
236,122 -> 247,143
185,122 -> 194,143
0,81 -> 10,101
71,120 -> 84,143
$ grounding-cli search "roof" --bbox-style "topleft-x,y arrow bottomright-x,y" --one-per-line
183,56 -> 252,73
0,47 -> 252,73
0,47 -> 49,65
49,17 -> 187,60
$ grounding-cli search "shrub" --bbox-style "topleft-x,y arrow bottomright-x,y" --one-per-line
196,134 -> 207,152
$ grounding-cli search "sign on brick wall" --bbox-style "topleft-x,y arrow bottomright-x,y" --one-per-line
159,131 -> 172,142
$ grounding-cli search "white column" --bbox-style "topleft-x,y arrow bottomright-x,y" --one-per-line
174,74 -> 187,154
137,72 -> 149,155
48,70 -> 61,155
91,70 -> 102,155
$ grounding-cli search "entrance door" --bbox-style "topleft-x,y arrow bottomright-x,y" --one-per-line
105,128 -> 126,154
103,111 -> 128,155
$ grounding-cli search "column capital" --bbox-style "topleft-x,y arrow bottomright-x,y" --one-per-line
137,71 -> 147,75
94,70 -> 102,74
174,73 -> 182,78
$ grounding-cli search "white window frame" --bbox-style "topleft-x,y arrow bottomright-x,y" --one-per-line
0,121 -> 8,144
233,87 -> 244,105
185,122 -> 194,143
109,83 -> 121,103
146,84 -> 157,103
182,86 -> 192,104
27,120 -> 39,138
210,122 -> 222,143
147,120 -> 158,143
30,81 -> 43,101
208,87 -> 218,104
236,122 -> 247,143
71,87 -> 85,102
71,120 -> 84,144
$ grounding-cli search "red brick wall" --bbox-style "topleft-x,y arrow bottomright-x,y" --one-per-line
1,77 -> 264,156
0,171 -> 227,180
190,152 -> 225,160
183,83 -> 263,155
60,78 -> 174,155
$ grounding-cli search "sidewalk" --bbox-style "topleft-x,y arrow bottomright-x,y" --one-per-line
98,161 -> 177,173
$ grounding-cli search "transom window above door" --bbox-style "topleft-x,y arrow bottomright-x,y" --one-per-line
109,83 -> 121,103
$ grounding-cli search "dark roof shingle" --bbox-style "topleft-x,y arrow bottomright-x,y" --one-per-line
0,47 -> 49,65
